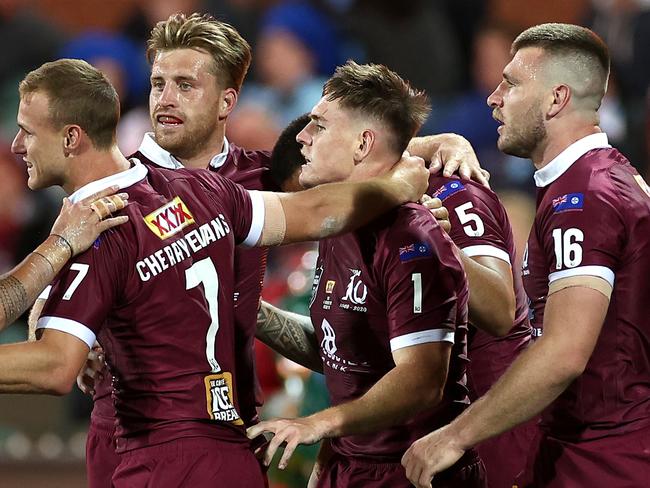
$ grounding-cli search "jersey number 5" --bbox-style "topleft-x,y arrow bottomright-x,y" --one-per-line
455,202 -> 485,237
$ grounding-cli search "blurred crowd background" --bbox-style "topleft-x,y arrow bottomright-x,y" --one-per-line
0,0 -> 648,486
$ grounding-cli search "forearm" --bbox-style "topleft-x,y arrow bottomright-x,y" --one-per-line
309,364 -> 443,438
0,236 -> 71,330
255,302 -> 323,373
279,176 -> 416,244
449,336 -> 577,449
28,298 -> 47,342
0,340 -> 76,394
462,254 -> 515,336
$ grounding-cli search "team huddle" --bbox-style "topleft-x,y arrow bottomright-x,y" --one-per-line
0,11 -> 648,488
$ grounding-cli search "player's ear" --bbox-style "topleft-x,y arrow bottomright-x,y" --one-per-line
219,88 -> 238,119
353,129 -> 375,164
547,84 -> 570,118
62,125 -> 83,155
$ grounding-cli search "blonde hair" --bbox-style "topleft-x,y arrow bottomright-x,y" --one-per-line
147,13 -> 252,92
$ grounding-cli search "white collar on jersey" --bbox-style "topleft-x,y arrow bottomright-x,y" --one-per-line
137,132 -> 230,170
533,132 -> 611,188
68,160 -> 148,203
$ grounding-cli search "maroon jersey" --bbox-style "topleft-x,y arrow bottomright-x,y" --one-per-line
428,177 -> 536,487
428,177 -> 531,399
87,135 -> 275,431
37,162 -> 265,451
135,134 -> 277,426
310,204 -> 470,462
523,133 -> 650,441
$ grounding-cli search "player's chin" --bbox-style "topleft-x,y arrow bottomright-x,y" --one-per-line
298,167 -> 318,189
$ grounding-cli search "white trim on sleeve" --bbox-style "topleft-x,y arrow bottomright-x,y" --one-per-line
461,245 -> 511,264
548,265 -> 615,287
242,190 -> 265,247
36,316 -> 96,349
38,285 -> 52,300
390,328 -> 455,352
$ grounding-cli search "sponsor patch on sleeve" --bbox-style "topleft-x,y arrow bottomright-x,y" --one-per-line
399,242 -> 432,262
431,181 -> 466,201
552,192 -> 584,213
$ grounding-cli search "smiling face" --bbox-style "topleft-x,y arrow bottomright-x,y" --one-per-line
11,91 -> 67,190
149,48 -> 228,161
295,97 -> 361,188
487,46 -> 548,159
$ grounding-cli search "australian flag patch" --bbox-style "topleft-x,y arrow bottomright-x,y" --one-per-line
399,242 -> 432,262
431,181 -> 466,201
552,193 -> 584,213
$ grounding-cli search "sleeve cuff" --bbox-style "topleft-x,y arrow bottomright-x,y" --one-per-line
390,328 -> 455,352
36,316 -> 96,349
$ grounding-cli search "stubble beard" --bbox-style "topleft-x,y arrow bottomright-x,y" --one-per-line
498,104 -> 546,159
152,99 -> 221,161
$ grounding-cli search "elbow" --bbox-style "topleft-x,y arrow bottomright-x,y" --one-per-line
41,366 -> 77,396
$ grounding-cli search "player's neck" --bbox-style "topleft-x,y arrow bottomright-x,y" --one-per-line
175,128 -> 226,170
349,153 -> 397,182
531,124 -> 601,170
64,146 -> 132,194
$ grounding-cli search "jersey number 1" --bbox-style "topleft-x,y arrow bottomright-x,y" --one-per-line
185,258 -> 221,372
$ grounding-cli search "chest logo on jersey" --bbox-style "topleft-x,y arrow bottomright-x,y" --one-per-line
340,269 -> 368,312
144,196 -> 195,239
431,181 -> 465,201
552,193 -> 583,213
319,318 -> 364,372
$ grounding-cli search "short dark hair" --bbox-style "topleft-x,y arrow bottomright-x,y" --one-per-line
147,13 -> 252,92
513,23 -> 610,76
323,61 -> 430,154
19,59 -> 119,149
270,113 -> 310,189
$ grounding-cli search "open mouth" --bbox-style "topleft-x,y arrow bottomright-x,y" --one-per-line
156,114 -> 183,126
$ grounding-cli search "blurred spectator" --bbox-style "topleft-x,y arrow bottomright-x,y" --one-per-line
0,0 -> 66,140
344,0 -> 463,106
228,1 -> 342,150
434,23 -> 534,190
487,0 -> 589,30
59,32 -> 152,154
33,0 -> 136,34
590,0 -> 650,173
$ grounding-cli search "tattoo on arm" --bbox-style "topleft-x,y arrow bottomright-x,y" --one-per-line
256,303 -> 323,373
0,276 -> 29,328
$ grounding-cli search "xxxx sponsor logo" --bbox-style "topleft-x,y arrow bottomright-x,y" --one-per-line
144,196 -> 195,239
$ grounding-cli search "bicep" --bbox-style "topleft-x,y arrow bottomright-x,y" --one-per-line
542,284 -> 609,371
469,255 -> 513,285
392,341 -> 452,387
